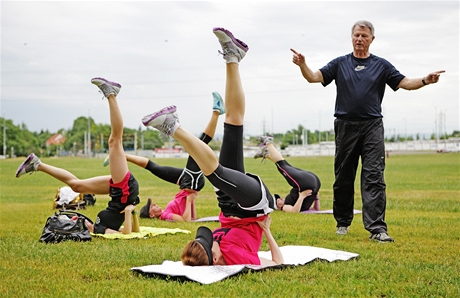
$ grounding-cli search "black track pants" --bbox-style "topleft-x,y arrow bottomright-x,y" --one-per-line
333,118 -> 388,234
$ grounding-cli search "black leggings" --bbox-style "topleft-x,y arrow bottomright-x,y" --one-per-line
144,132 -> 211,185
206,123 -> 273,216
275,160 -> 321,193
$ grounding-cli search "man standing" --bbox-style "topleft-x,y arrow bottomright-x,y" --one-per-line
291,20 -> 444,242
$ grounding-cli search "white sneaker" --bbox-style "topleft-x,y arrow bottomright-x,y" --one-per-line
213,27 -> 248,63
370,232 -> 394,243
142,105 -> 180,137
257,135 -> 274,145
16,153 -> 41,178
91,77 -> 121,98
336,226 -> 350,235
254,145 -> 269,163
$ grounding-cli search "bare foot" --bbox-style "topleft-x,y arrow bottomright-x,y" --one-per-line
85,219 -> 94,233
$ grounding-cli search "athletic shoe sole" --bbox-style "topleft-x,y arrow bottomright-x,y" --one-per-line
15,153 -> 35,178
90,77 -> 121,88
142,105 -> 177,127
212,27 -> 249,52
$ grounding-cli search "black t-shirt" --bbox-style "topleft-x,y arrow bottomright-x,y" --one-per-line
320,53 -> 405,120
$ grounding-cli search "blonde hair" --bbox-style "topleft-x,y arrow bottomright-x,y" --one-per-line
181,241 -> 210,266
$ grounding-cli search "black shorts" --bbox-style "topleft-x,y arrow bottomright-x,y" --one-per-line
108,172 -> 140,209
94,208 -> 124,234
179,168 -> 205,191
94,172 -> 140,234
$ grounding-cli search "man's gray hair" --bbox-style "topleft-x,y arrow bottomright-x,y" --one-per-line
352,20 -> 375,36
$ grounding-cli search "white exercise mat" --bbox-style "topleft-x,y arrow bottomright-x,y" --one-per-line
131,245 -> 359,284
192,216 -> 219,222
301,209 -> 362,214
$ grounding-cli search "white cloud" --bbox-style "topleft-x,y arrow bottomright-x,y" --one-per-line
1,1 -> 458,139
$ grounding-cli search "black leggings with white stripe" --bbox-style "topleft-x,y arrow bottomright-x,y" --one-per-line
206,123 -> 274,216
144,133 -> 211,185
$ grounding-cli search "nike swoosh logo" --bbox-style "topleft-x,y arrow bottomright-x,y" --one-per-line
355,65 -> 366,71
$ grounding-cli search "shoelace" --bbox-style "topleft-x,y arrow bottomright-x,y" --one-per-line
217,41 -> 238,57
97,84 -> 116,100
255,146 -> 269,163
97,91 -> 105,100
25,161 -> 40,176
156,116 -> 177,137
259,153 -> 268,164
217,49 -> 229,58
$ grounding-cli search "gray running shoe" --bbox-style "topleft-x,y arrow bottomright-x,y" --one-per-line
142,105 -> 180,137
213,27 -> 248,63
15,153 -> 41,178
212,92 -> 225,115
91,77 -> 121,98
257,135 -> 274,145
369,232 -> 394,243
336,226 -> 350,235
254,145 -> 269,162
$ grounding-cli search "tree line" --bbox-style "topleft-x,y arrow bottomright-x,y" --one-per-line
0,117 -> 164,157
1,117 -> 458,157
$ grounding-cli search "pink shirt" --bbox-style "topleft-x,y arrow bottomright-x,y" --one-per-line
215,212 -> 267,265
160,189 -> 196,221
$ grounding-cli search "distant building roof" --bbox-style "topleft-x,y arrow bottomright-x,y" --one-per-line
46,133 -> 66,146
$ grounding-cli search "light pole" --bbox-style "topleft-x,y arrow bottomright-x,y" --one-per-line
404,118 -> 407,150
404,119 -> 407,141
271,107 -> 274,136
88,111 -> 91,158
3,117 -> 6,157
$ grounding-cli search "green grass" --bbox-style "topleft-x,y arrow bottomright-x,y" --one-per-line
1,153 -> 459,297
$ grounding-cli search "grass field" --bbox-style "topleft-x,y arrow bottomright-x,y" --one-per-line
0,153 -> 459,297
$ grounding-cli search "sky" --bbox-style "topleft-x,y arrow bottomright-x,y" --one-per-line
1,1 -> 459,140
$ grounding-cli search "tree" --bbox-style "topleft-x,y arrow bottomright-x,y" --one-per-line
142,128 -> 169,149
0,118 -> 41,156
